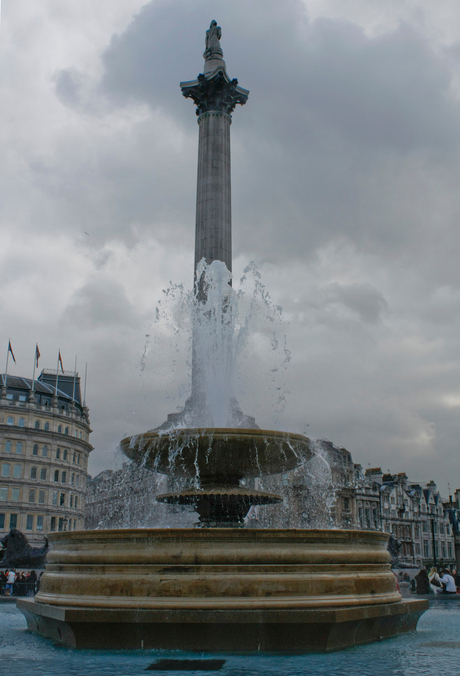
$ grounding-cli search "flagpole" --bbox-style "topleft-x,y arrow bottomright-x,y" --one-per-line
83,362 -> 88,407
55,350 -> 60,396
4,339 -> 10,389
72,356 -> 77,401
31,345 -> 37,393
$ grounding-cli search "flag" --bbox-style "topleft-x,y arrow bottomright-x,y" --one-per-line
35,344 -> 40,368
8,341 -> 16,364
58,350 -> 64,373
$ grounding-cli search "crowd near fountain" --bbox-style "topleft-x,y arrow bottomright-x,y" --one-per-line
17,21 -> 427,652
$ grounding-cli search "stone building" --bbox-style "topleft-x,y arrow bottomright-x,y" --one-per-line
362,470 -> 456,569
0,370 -> 92,544
85,464 -> 195,529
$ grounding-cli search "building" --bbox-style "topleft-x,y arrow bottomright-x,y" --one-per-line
85,465 -> 195,529
0,370 -> 92,544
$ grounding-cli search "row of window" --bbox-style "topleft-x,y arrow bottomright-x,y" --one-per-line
0,485 -> 81,509
5,416 -> 85,439
0,513 -> 79,532
2,441 -> 84,466
0,463 -> 83,486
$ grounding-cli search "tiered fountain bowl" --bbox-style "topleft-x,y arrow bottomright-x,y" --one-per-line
120,428 -> 310,526
18,427 -> 428,651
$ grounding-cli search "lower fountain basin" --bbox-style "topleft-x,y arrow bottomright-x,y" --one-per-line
18,528 -> 427,651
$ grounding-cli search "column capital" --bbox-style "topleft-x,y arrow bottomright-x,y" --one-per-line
181,70 -> 249,117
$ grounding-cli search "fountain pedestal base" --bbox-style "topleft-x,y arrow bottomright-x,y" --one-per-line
18,597 -> 427,652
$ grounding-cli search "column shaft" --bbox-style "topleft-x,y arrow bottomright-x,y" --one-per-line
195,111 -> 232,273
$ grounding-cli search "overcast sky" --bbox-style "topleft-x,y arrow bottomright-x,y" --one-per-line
2,0 -> 460,494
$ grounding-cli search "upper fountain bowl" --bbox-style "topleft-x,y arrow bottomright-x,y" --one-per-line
120,428 -> 311,480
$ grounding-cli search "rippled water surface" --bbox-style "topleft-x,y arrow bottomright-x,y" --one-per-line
2,600 -> 459,676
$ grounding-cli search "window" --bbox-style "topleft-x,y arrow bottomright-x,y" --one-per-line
76,475 -> 80,487
70,494 -> 74,508
50,517 -> 56,531
343,498 -> 349,510
42,445 -> 48,458
44,422 -> 50,431
38,490 -> 45,504
58,425 -> 62,434
35,421 -> 40,430
11,488 -> 20,502
30,467 -> 37,479
0,488 -> 7,501
15,442 -> 23,454
58,517 -> 65,531
448,542 -> 453,558
40,468 -> 46,481
13,465 -> 21,478
54,470 -> 59,482
6,417 -> 13,425
73,453 -> 76,464
390,497 -> 395,504
6,394 -> 13,400
423,540 -> 430,557
56,448 -> 60,460
62,471 -> 66,484
74,495 -> 78,509
77,454 -> 81,465
28,490 -> 35,503
26,515 -> 33,530
9,514 -> 17,529
63,449 -> 68,461
75,430 -> 78,438
18,395 -> 26,402
33,444 -> 38,456
0,514 -> 4,529
36,516 -> 44,531
52,492 -> 58,506
4,441 -> 11,454
18,418 -> 25,427
71,473 -> 75,486
65,427 -> 69,435
60,493 -> 65,506
1,464 -> 10,478
79,432 -> 82,439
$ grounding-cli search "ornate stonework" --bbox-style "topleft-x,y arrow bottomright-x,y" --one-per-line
182,71 -> 248,117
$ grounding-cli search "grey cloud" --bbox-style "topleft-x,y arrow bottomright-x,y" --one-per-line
326,282 -> 388,323
63,277 -> 140,329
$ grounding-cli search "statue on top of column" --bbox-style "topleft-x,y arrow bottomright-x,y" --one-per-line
204,20 -> 224,61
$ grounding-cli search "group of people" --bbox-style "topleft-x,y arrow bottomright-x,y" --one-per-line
0,569 -> 41,596
414,567 -> 459,594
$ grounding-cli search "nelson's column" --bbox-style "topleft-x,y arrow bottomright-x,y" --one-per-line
158,21 -> 254,430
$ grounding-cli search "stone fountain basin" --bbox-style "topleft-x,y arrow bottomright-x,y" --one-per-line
120,428 -> 311,479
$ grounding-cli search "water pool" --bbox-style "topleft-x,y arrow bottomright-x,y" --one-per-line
1,599 -> 458,676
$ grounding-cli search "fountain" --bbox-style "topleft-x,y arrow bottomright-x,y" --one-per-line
18,21 -> 427,651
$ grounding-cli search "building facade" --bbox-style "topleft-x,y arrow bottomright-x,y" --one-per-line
0,370 -> 92,544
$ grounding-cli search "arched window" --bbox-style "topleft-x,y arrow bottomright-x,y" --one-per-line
73,452 -> 76,463
18,418 -> 25,427
6,417 -> 13,426
64,427 -> 69,435
32,444 -> 38,456
56,448 -> 61,459
42,445 -> 48,458
30,467 -> 37,479
15,442 -> 23,454
1,464 -> 10,477
44,422 -> 50,431
4,441 -> 11,453
35,421 -> 40,430
58,425 -> 62,434
54,470 -> 59,482
63,449 -> 68,461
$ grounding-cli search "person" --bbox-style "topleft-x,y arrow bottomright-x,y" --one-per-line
439,569 -> 457,594
415,568 -> 431,594
0,570 -> 7,596
27,570 -> 37,596
428,567 -> 442,594
5,569 -> 16,596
